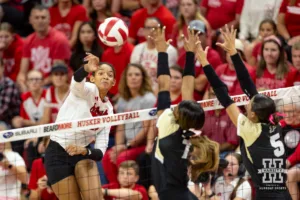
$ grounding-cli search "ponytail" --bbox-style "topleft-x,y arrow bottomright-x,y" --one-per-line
269,112 -> 285,125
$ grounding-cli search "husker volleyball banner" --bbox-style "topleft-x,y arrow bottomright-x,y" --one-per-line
1,86 -> 300,143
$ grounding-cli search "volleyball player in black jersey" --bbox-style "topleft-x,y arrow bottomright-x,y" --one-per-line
196,25 -> 292,200
149,25 -> 219,200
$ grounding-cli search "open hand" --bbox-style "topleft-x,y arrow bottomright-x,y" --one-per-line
83,53 -> 100,73
195,42 -> 209,67
148,25 -> 172,53
181,26 -> 200,52
216,24 -> 237,55
65,144 -> 87,156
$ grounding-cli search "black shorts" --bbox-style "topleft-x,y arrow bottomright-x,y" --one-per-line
159,188 -> 198,200
44,140 -> 89,185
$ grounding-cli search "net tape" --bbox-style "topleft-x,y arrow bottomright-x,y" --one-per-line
1,86 -> 300,143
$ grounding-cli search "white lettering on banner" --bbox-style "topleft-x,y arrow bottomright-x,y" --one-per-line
0,86 -> 300,142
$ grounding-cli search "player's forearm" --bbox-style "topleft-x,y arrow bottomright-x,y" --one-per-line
203,65 -> 234,108
10,165 -> 27,183
29,188 -> 42,200
74,66 -> 89,82
182,52 -> 195,100
157,52 -> 170,92
230,53 -> 258,99
106,189 -> 141,200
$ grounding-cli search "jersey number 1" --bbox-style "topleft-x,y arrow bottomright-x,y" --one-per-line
270,133 -> 285,157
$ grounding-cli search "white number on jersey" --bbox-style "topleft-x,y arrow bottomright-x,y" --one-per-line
270,133 -> 285,157
182,139 -> 191,159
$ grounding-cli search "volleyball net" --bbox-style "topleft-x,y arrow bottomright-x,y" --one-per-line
1,86 -> 300,199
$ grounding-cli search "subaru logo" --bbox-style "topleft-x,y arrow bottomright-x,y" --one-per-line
149,109 -> 157,116
3,132 -> 13,139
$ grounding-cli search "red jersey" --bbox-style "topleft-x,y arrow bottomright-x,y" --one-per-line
28,158 -> 58,200
45,86 -> 69,123
177,47 -> 222,77
215,63 -> 256,96
201,0 -> 244,30
285,69 -> 300,86
49,4 -> 88,39
255,67 -> 296,90
2,34 -> 23,81
102,182 -> 148,200
202,110 -> 238,146
129,5 -> 176,43
20,90 -> 47,121
22,28 -> 71,78
101,42 -> 134,95
279,0 -> 300,37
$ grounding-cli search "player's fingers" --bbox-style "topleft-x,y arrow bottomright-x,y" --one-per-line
204,46 -> 210,55
161,26 -> 166,38
166,39 -> 173,46
233,29 -> 237,40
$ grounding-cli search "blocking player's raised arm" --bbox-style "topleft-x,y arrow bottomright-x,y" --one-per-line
181,27 -> 200,101
216,25 -> 258,99
71,53 -> 100,99
148,25 -> 172,117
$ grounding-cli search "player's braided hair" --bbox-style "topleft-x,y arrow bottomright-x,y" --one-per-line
189,136 -> 219,182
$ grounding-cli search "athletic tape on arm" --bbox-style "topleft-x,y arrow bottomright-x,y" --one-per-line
1,86 -> 300,143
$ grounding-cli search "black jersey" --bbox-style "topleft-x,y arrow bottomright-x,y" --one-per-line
237,114 -> 291,199
151,109 -> 192,194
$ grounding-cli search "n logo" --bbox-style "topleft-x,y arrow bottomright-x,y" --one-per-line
259,158 -> 285,184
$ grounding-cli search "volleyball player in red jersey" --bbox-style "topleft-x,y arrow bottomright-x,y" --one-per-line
45,54 -> 116,200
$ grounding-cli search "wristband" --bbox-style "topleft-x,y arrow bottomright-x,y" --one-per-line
85,147 -> 103,161
183,52 -> 195,77
157,52 -> 170,77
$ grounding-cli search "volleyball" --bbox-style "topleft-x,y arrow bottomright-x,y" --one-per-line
98,17 -> 128,47
284,130 -> 300,149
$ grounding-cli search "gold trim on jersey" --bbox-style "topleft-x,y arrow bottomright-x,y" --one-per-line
155,109 -> 179,163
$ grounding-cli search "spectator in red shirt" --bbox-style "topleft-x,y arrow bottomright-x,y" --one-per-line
247,19 -> 277,67
177,20 -> 222,99
200,0 -> 244,32
12,70 -> 46,172
40,65 -> 69,124
215,39 -> 256,96
0,22 -> 23,82
286,41 -> 300,86
255,35 -> 294,90
70,21 -> 102,72
17,5 -> 71,92
277,0 -> 300,46
102,160 -> 148,200
128,0 -> 176,44
202,87 -> 238,156
171,0 -> 211,49
12,70 -> 46,128
28,137 -> 58,200
49,0 -> 88,48
101,42 -> 134,96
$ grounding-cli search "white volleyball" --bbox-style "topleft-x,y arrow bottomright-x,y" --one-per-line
98,17 -> 128,47
284,130 -> 300,149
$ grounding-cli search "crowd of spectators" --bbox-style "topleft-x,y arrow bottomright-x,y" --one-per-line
1,0 -> 300,199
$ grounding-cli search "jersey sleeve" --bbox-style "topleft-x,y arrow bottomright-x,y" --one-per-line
156,108 -> 179,139
237,114 -> 262,147
70,77 -> 94,99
